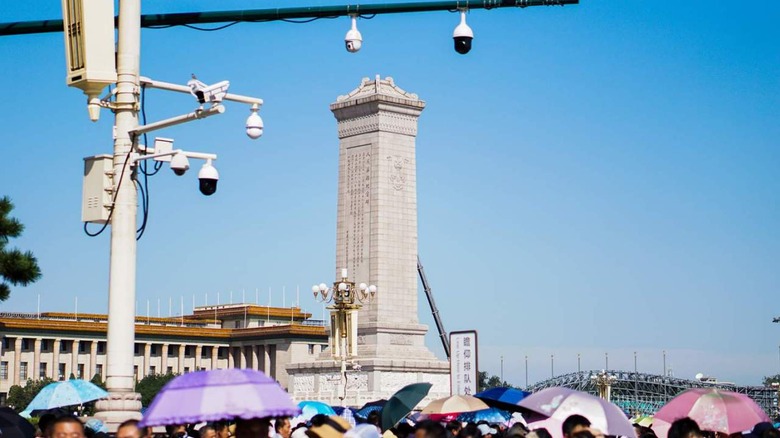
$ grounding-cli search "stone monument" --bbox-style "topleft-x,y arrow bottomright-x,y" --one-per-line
287,76 -> 450,406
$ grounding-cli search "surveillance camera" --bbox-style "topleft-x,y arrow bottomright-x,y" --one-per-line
345,16 -> 362,53
170,153 -> 190,176
187,74 -> 230,105
246,106 -> 264,139
453,10 -> 473,55
198,160 -> 219,196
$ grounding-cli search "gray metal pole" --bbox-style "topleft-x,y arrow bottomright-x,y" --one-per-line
0,0 -> 579,36
93,0 -> 143,428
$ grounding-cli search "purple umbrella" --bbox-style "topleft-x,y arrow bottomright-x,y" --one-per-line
140,369 -> 300,426
519,387 -> 636,438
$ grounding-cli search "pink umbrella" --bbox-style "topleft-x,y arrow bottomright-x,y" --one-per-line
518,387 -> 636,438
652,388 -> 769,435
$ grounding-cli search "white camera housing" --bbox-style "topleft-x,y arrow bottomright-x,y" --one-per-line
170,153 -> 190,176
198,160 -> 219,196
453,10 -> 474,55
345,16 -> 363,53
246,105 -> 264,139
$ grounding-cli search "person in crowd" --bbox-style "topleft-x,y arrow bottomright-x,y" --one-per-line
457,424 -> 480,438
117,420 -> 144,438
668,418 -> 703,438
392,423 -> 414,438
166,425 -> 189,438
213,422 -> 231,438
345,424 -> 382,438
562,416 -> 591,438
413,420 -> 447,438
274,418 -> 292,438
445,421 -> 462,438
505,424 -> 529,438
570,431 -> 595,438
306,415 -> 352,438
525,429 -> 552,438
199,426 -> 217,438
365,412 -> 381,433
38,414 -> 58,438
48,416 -> 86,438
235,418 -> 272,438
476,425 -> 496,438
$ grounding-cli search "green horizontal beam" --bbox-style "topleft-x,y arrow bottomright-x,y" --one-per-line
0,0 -> 578,37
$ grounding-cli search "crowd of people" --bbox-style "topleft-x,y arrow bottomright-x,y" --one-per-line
37,408 -> 780,438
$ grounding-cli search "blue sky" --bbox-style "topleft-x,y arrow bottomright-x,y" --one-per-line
0,1 -> 778,386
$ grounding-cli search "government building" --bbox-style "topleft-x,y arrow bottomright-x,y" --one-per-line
0,304 -> 328,405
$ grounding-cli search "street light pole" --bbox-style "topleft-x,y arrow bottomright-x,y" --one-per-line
312,269 -> 376,406
94,0 -> 143,426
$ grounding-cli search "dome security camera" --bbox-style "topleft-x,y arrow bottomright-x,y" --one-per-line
453,10 -> 473,55
198,160 -> 219,196
246,105 -> 264,139
345,16 -> 363,53
170,153 -> 190,176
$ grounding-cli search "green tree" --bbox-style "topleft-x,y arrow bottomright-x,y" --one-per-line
477,371 -> 513,392
6,377 -> 53,412
0,196 -> 41,301
763,374 -> 780,387
135,372 -> 178,407
90,373 -> 106,390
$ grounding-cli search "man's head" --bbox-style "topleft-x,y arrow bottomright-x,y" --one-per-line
276,418 -> 292,438
49,417 -> 85,438
668,418 -> 703,438
235,418 -> 271,438
117,420 -> 144,438
199,426 -> 217,438
414,420 -> 447,438
366,412 -> 381,428
562,416 -> 591,438
213,422 -> 231,438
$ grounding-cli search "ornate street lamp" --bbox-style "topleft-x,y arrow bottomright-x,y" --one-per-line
591,370 -> 617,401
312,268 -> 376,404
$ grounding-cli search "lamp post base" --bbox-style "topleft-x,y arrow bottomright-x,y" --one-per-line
94,391 -> 143,432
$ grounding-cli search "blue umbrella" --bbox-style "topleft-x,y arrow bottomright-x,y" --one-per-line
355,405 -> 383,419
474,387 -> 530,412
298,401 -> 337,420
457,408 -> 511,423
21,379 -> 108,417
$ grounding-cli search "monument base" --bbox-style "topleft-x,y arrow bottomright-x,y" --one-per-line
94,391 -> 143,432
287,358 -> 450,407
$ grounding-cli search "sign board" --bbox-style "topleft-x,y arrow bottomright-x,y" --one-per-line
450,330 -> 478,395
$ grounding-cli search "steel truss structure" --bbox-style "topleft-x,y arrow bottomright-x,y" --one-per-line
527,370 -> 779,417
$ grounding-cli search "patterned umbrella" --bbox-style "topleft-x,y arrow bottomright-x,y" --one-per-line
420,395 -> 489,415
475,387 -> 531,412
21,379 -> 107,416
457,408 -> 512,424
140,369 -> 300,426
299,401 -> 337,420
652,388 -> 770,436
519,387 -> 636,438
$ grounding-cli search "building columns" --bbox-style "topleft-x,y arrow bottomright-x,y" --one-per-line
194,345 -> 202,371
71,340 -> 80,378
90,341 -> 98,378
263,345 -> 271,376
161,344 -> 169,373
227,347 -> 234,369
239,346 -> 247,369
52,339 -> 61,380
143,344 -> 151,376
178,345 -> 185,373
251,345 -> 259,371
32,338 -> 41,380
211,346 -> 219,370
13,338 -> 22,385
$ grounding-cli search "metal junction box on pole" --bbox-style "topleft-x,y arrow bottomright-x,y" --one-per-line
82,154 -> 113,223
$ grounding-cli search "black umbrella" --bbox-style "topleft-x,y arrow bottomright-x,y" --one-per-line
0,407 -> 36,438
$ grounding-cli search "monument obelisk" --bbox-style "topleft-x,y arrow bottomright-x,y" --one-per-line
287,76 -> 450,405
